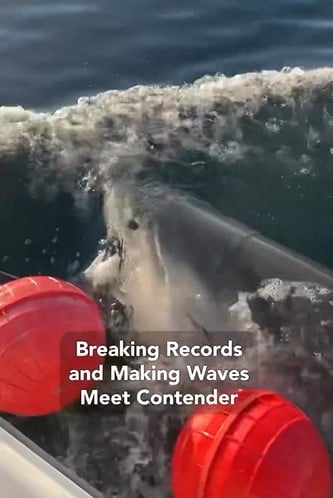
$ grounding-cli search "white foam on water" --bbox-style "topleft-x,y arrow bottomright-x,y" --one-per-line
1,67 -> 333,185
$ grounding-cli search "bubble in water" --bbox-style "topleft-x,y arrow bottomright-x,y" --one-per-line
67,260 -> 80,274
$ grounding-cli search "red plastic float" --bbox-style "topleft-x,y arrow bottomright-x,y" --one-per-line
172,388 -> 332,498
0,276 -> 106,416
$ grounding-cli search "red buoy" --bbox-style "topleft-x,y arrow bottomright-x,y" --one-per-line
0,276 -> 106,416
172,389 -> 332,498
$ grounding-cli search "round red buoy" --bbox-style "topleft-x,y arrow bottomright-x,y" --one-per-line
0,276 -> 106,416
172,389 -> 332,498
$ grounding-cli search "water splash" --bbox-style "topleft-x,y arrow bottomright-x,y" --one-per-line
3,67 -> 333,496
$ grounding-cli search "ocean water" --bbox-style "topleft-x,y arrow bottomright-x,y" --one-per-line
1,1 -> 333,496
1,0 -> 333,278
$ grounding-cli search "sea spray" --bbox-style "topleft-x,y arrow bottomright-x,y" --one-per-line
1,67 -> 333,193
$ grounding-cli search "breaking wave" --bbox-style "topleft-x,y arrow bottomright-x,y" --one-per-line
2,67 -> 333,264
1,67 -> 333,185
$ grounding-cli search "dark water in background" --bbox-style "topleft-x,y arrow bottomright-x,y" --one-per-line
1,0 -> 333,109
1,0 -> 333,279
